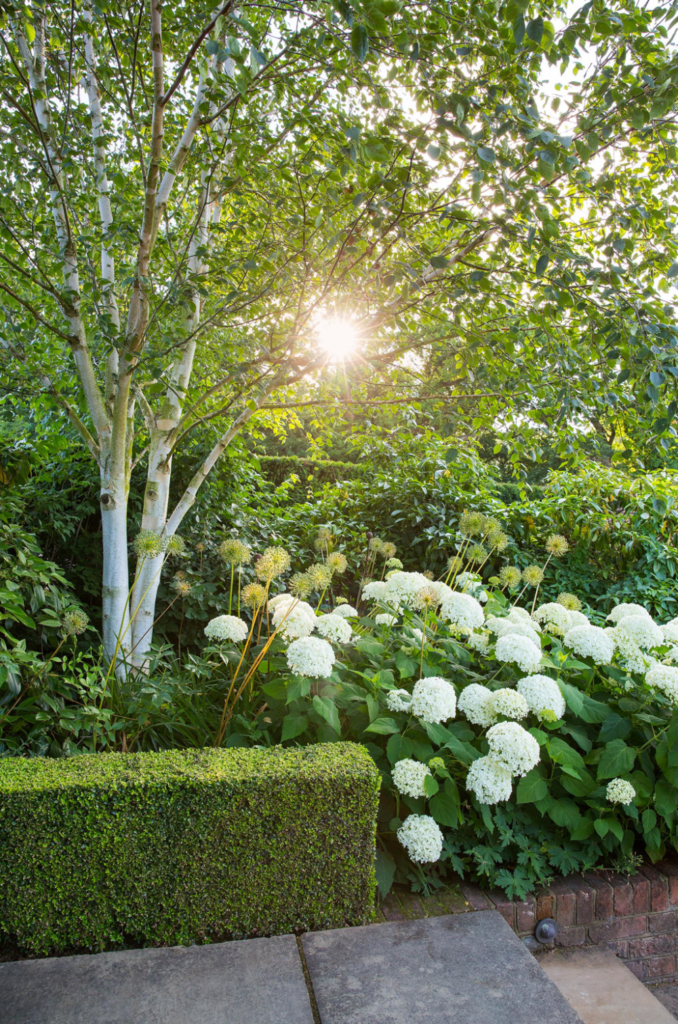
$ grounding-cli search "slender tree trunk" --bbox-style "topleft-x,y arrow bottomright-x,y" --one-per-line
100,480 -> 131,665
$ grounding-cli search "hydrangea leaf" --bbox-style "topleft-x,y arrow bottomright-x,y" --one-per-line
597,738 -> 636,780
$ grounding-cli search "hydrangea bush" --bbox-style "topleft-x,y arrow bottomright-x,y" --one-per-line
201,523 -> 678,899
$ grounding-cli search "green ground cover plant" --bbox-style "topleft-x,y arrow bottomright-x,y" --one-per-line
0,742 -> 379,955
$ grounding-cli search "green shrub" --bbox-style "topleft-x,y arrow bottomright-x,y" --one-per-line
0,742 -> 379,955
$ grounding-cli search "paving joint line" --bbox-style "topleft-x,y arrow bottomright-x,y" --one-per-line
296,934 -> 322,1024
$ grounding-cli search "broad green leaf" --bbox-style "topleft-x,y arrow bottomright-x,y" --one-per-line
597,739 -> 636,780
516,768 -> 548,803
375,848 -> 396,898
430,778 -> 462,826
281,713 -> 308,741
386,734 -> 414,763
526,16 -> 544,44
312,695 -> 341,736
365,716 -> 401,735
351,24 -> 369,62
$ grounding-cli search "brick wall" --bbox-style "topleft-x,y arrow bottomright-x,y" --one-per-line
375,861 -> 678,984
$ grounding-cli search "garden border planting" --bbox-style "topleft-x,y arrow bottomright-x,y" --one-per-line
0,742 -> 379,956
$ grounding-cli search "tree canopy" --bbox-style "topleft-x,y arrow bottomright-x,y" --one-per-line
0,0 -> 677,664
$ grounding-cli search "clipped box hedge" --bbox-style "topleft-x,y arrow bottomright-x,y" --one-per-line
0,742 -> 379,955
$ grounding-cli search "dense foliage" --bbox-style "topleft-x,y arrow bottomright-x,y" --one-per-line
0,743 -> 379,954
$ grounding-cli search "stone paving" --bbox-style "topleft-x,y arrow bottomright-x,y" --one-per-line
0,911 -> 583,1024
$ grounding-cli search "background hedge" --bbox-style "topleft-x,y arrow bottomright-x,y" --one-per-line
0,742 -> 379,955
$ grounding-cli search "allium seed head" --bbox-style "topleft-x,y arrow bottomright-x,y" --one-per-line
546,534 -> 569,557
255,546 -> 291,581
558,592 -> 582,611
61,608 -> 89,637
522,564 -> 544,587
242,582 -> 267,608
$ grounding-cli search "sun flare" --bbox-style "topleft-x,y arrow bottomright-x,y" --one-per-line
316,318 -> 358,360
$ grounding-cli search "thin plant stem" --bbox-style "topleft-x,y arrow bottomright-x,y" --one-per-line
228,564 -> 234,615
178,600 -> 185,662
531,555 -> 552,614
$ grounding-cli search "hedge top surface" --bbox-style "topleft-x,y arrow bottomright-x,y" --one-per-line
0,742 -> 378,794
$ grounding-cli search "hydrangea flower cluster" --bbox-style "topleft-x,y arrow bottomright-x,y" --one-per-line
286,636 -> 335,678
488,617 -> 541,646
491,688 -> 529,720
613,614 -> 663,650
516,675 -> 566,719
204,615 -> 249,643
646,664 -> 678,703
563,625 -> 614,665
315,613 -> 353,643
383,571 -> 433,610
439,592 -> 485,630
391,758 -> 431,798
410,677 -> 457,723
607,603 -> 650,623
375,612 -> 398,626
606,778 -> 636,805
332,604 -> 358,618
466,756 -> 513,804
458,684 -> 496,728
386,688 -> 412,713
396,814 -> 444,863
495,633 -> 542,674
533,602 -> 571,635
486,722 -> 540,776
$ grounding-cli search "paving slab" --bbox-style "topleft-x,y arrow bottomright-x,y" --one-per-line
540,945 -> 676,1024
0,935 -> 314,1024
652,982 -> 678,1020
302,909 -> 583,1024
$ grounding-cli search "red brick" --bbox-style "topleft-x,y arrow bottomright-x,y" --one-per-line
630,874 -> 650,914
488,891 -> 515,929
657,860 -> 678,907
397,891 -> 426,919
458,883 -> 492,912
584,874 -> 614,920
628,934 -> 676,958
643,955 -> 676,980
549,879 -> 576,927
515,896 -> 536,934
536,890 -> 555,921
640,864 -> 669,912
588,915 -> 648,943
649,911 -> 677,934
610,940 -> 628,957
380,894 -> 406,921
437,889 -> 472,914
420,895 -> 447,918
609,875 -> 633,917
566,877 -> 594,926
555,926 -> 586,947
625,960 -> 647,981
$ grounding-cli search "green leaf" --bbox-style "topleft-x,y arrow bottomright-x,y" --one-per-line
594,819 -> 609,838
429,778 -> 462,826
547,798 -> 582,831
654,778 -> 678,816
549,736 -> 586,770
597,739 -> 636,780
477,146 -> 496,163
262,680 -> 288,700
516,768 -> 548,803
535,253 -> 550,276
356,638 -> 385,658
375,848 -> 396,898
424,774 -> 440,797
312,695 -> 341,736
365,716 -> 401,735
395,650 -> 418,678
387,733 -> 414,763
351,24 -> 369,62
526,16 -> 544,44
281,713 -> 308,741
512,13 -> 525,43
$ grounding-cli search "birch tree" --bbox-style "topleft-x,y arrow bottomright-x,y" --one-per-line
0,0 -> 677,670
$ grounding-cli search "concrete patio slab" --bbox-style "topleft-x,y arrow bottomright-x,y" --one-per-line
302,909 -> 583,1024
540,945 -> 676,1024
652,982 -> 678,1020
0,935 -> 314,1024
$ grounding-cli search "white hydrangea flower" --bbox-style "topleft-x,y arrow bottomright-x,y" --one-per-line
613,614 -> 663,650
567,610 -> 590,628
375,612 -> 398,626
458,683 -> 497,728
607,602 -> 651,624
315,613 -> 353,643
533,602 -> 572,636
410,676 -> 456,724
391,758 -> 431,798
410,627 -> 426,644
361,580 -> 388,601
491,688 -> 529,720
439,592 -> 484,630
286,636 -> 335,678
332,604 -> 358,618
268,593 -> 293,612
428,580 -> 453,603
646,664 -> 678,704
662,621 -> 678,645
614,630 -> 655,674
664,645 -> 678,664
204,614 -> 249,643
606,778 -> 636,805
516,675 -> 566,720
386,688 -> 412,713
383,571 -> 432,609
397,814 -> 443,863
486,721 -> 540,776
495,633 -> 542,674
508,606 -> 536,625
273,602 -> 316,639
466,756 -> 513,804
563,624 -> 615,665
489,617 -> 541,647
467,630 -> 490,654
